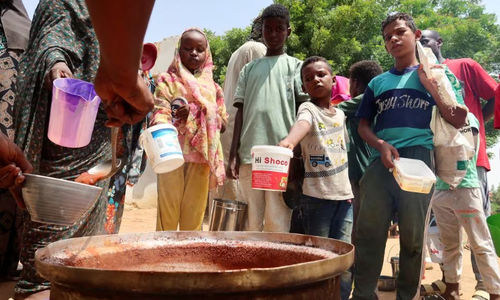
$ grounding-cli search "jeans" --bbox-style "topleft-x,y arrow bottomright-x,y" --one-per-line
301,194 -> 353,300
289,206 -> 305,234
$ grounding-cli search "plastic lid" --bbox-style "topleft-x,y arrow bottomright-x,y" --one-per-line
251,145 -> 293,157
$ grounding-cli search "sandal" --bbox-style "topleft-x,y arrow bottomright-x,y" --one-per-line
472,290 -> 490,300
420,280 -> 446,296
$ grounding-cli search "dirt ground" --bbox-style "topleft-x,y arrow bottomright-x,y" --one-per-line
0,204 -> 497,299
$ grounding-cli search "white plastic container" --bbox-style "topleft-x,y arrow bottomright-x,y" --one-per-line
140,123 -> 184,173
251,145 -> 293,191
392,157 -> 436,194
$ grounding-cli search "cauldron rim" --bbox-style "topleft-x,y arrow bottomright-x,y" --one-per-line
35,231 -> 354,294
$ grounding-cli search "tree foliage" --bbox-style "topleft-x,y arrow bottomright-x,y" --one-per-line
275,0 -> 500,76
206,0 -> 500,147
491,184 -> 500,214
205,27 -> 251,84
208,0 -> 499,81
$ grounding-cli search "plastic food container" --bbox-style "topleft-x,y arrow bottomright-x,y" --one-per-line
251,145 -> 293,191
392,158 -> 436,194
48,78 -> 101,148
140,123 -> 184,173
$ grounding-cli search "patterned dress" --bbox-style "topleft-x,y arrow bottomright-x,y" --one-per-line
0,19 -> 25,280
13,0 -> 144,294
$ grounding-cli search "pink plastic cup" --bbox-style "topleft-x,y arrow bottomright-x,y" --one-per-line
48,78 -> 101,148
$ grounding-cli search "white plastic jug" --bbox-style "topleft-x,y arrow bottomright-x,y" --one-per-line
140,124 -> 184,173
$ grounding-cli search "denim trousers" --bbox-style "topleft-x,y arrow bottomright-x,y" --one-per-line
301,194 -> 353,300
352,146 -> 433,300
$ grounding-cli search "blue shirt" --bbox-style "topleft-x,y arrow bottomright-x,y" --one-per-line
356,65 -> 436,158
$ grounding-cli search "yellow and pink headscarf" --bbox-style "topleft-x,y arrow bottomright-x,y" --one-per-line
152,28 -> 227,186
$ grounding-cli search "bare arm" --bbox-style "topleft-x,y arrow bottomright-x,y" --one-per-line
86,0 -> 153,82
227,104 -> 243,179
417,65 -> 467,129
279,120 -> 311,150
0,133 -> 32,188
86,0 -> 155,126
358,118 -> 399,169
0,132 -> 33,208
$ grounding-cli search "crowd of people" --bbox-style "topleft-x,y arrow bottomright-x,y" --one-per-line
1,1 -> 500,300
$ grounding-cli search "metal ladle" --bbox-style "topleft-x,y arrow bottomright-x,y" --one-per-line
87,127 -> 122,182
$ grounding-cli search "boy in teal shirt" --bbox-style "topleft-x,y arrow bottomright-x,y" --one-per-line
353,13 -> 467,299
337,60 -> 382,243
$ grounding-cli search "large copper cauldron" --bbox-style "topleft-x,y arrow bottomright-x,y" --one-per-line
35,231 -> 353,299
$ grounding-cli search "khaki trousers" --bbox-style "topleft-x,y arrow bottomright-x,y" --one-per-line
433,188 -> 500,294
156,163 -> 209,231
238,164 -> 291,232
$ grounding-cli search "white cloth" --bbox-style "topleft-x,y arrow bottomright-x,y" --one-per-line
432,188 -> 500,293
238,164 -> 291,232
217,41 -> 266,200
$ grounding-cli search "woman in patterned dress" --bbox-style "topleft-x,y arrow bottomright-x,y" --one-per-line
13,0 -> 144,297
0,0 -> 30,282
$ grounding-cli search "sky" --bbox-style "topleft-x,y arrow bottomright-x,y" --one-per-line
21,0 -> 500,188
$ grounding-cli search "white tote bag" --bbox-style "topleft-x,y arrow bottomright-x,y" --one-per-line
417,42 -> 474,188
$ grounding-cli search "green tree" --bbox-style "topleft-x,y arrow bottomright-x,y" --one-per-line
205,0 -> 500,148
205,27 -> 251,84
491,185 -> 500,214
276,0 -> 390,75
275,0 -> 500,75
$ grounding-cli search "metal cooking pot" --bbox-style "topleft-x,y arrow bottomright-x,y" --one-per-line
209,198 -> 247,231
377,275 -> 396,291
36,231 -> 353,299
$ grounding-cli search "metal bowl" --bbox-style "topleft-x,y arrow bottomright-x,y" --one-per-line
378,275 -> 396,291
22,174 -> 102,225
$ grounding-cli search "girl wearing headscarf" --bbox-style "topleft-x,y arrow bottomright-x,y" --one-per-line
152,28 -> 227,231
